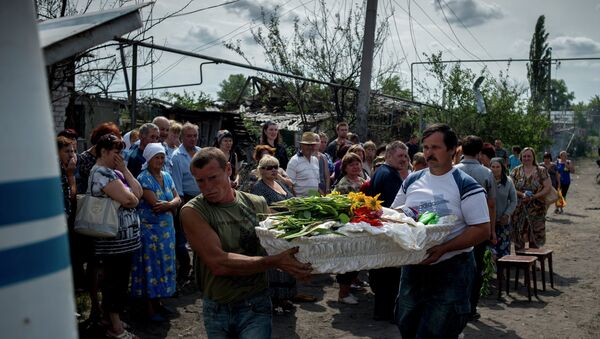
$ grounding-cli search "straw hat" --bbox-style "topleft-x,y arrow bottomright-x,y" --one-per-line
300,132 -> 319,145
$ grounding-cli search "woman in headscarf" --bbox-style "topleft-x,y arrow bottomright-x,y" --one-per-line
490,157 -> 517,258
123,129 -> 139,153
214,129 -> 239,188
131,143 -> 181,322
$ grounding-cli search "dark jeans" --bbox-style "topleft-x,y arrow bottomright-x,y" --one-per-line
202,290 -> 272,339
561,183 -> 570,199
395,251 -> 475,339
369,267 -> 401,319
470,242 -> 487,315
100,252 -> 133,314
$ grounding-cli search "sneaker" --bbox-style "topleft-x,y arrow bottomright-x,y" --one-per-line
554,208 -> 559,214
338,295 -> 359,305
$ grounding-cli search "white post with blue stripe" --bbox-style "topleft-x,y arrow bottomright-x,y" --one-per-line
0,1 -> 78,338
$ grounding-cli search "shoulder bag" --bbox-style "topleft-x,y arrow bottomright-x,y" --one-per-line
537,166 -> 558,207
74,167 -> 121,238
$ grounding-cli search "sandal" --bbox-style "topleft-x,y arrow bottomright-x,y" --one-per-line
106,329 -> 138,339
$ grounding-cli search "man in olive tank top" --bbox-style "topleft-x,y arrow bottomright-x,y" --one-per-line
181,147 -> 312,338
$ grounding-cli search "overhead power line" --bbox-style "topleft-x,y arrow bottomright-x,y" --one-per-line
435,0 -> 484,65
146,0 -> 310,88
392,0 -> 461,60
439,0 -> 495,60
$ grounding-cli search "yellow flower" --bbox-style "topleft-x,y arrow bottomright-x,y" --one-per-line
364,195 -> 383,211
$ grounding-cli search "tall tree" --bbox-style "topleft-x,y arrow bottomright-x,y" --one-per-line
527,15 -> 552,112
217,74 -> 251,107
549,79 -> 575,110
416,52 -> 551,151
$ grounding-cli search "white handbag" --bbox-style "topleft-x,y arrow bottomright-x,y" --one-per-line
74,168 -> 121,238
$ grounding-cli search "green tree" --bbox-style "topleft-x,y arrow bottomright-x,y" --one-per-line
416,53 -> 551,151
225,0 -> 398,127
550,79 -> 575,110
162,90 -> 214,111
217,74 -> 251,107
378,75 -> 411,99
527,15 -> 552,112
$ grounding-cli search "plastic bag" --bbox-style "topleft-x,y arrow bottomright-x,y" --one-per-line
555,189 -> 566,208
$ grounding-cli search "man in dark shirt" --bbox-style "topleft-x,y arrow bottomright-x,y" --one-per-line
368,140 -> 410,321
406,134 -> 419,161
125,123 -> 159,178
325,122 -> 352,161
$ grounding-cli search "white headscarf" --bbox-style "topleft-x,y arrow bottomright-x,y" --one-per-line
123,131 -> 133,152
142,143 -> 166,170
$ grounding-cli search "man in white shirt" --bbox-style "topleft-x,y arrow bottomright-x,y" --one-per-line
286,132 -> 320,197
391,124 -> 490,339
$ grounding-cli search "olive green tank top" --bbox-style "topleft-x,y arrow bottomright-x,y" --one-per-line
184,190 -> 269,304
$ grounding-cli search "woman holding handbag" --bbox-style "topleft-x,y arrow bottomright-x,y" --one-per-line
90,134 -> 143,339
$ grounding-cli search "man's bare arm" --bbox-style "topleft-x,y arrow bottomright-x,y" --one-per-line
181,207 -> 312,279
420,221 -> 490,265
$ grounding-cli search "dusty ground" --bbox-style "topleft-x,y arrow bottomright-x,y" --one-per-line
84,158 -> 600,339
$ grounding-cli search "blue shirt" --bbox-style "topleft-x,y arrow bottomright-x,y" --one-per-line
508,154 -> 521,172
171,144 -> 201,196
125,142 -> 172,178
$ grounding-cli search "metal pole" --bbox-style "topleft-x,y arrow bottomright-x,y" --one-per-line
356,0 -> 378,141
118,44 -> 131,101
131,43 -> 138,128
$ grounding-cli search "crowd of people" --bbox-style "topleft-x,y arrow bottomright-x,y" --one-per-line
56,118 -> 575,338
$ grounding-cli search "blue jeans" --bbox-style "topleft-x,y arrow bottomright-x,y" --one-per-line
202,290 -> 272,339
395,251 -> 475,339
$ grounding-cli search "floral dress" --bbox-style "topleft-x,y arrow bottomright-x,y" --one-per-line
510,165 -> 549,250
131,170 -> 177,298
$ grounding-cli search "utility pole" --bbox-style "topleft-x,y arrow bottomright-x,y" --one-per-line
356,0 -> 378,142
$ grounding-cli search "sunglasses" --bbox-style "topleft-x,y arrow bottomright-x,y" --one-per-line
261,165 -> 279,171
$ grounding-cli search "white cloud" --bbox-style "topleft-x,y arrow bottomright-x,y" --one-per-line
551,36 -> 600,56
170,24 -> 222,50
433,0 -> 504,28
225,0 -> 280,21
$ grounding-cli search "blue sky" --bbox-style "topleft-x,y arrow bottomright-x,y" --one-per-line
105,0 -> 600,104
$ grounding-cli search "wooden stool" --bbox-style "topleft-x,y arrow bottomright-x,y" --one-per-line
516,248 -> 554,291
497,255 -> 538,301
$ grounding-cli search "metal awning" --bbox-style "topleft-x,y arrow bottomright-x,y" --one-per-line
38,3 -> 150,65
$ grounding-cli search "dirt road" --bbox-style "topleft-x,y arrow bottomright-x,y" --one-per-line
131,158 -> 600,339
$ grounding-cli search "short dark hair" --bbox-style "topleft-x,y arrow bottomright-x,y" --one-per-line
422,123 -> 457,150
58,128 -> 78,140
95,133 -> 125,155
512,145 -> 521,154
461,135 -> 483,156
543,152 -> 553,160
191,147 -> 228,171
481,143 -> 496,160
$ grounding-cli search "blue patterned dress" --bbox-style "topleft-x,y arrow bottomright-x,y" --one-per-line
131,170 -> 177,298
